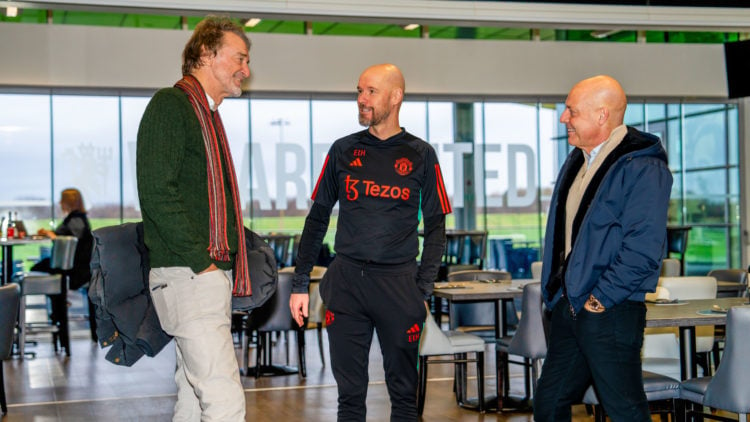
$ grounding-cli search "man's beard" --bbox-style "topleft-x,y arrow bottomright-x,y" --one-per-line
358,106 -> 391,127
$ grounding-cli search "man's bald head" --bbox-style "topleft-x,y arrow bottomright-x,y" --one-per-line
560,75 -> 629,153
361,63 -> 405,95
572,75 -> 627,126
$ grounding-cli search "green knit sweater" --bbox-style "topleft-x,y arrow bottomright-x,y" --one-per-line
137,87 -> 239,274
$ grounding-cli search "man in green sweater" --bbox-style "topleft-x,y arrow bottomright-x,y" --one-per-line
137,16 -> 251,421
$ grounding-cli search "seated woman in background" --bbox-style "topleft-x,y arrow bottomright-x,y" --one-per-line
34,188 -> 96,341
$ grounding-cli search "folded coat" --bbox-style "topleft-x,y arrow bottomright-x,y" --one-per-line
88,222 -> 172,366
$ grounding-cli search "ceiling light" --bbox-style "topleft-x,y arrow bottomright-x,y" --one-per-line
5,6 -> 18,17
590,29 -> 621,39
403,23 -> 419,31
244,18 -> 261,28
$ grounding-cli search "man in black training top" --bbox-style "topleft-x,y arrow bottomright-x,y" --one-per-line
289,63 -> 451,421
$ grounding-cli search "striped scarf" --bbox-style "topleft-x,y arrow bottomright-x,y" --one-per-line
175,75 -> 251,296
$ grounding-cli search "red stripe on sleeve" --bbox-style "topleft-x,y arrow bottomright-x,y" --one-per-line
311,154 -> 330,200
434,164 -> 452,214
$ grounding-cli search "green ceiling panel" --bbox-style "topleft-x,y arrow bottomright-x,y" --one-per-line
0,7 -> 742,44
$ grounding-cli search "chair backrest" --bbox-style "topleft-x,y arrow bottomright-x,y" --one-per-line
419,308 -> 455,356
703,306 -> 750,413
507,282 -> 547,359
246,271 -> 296,332
658,276 -> 717,300
307,266 -> 328,324
660,258 -> 681,277
445,264 -> 480,276
530,261 -> 543,280
0,283 -> 20,360
447,270 -> 511,282
443,232 -> 464,265
263,234 -> 293,268
50,235 -> 78,271
707,268 -> 748,285
465,231 -> 488,268
666,226 -> 689,256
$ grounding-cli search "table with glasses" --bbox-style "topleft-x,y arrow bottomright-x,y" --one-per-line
1,236 -> 50,285
645,296 -> 749,380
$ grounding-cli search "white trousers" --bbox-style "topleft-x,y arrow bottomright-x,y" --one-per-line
149,267 -> 245,422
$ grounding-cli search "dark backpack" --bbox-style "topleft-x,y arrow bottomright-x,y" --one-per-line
232,227 -> 278,311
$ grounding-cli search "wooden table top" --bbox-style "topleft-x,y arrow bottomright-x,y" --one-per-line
645,297 -> 749,328
431,279 -> 535,301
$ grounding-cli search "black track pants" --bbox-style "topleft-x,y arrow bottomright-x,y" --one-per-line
319,255 -> 426,422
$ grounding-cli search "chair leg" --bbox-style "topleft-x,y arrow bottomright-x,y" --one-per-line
18,296 -> 26,359
476,351 -> 485,413
417,356 -> 428,415
522,357 -> 532,401
255,332 -> 264,379
283,331 -> 290,366
296,329 -> 306,378
316,323 -> 325,367
454,353 -> 467,406
594,404 -> 606,422
531,358 -> 542,397
496,349 -> 509,410
1,363 -> 7,415
241,328 -> 250,376
711,339 -> 722,370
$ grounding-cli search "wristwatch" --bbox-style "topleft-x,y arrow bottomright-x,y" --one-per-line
587,294 -> 606,312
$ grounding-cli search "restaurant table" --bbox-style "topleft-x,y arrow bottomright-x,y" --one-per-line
645,296 -> 749,380
1,236 -> 49,285
432,279 -> 533,339
431,278 -> 535,412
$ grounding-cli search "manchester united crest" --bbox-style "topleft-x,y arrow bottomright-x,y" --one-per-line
394,158 -> 413,176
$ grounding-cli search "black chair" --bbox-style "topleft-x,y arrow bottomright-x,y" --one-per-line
0,283 -> 20,415
263,234 -> 294,268
709,268 -> 748,298
443,230 -> 488,268
243,272 -> 306,378
16,236 -> 77,358
666,225 -> 691,276
279,265 -> 327,367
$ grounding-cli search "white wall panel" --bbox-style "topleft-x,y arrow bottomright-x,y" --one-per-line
0,22 -> 729,98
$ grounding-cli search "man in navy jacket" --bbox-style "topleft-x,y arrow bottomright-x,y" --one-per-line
533,75 -> 673,422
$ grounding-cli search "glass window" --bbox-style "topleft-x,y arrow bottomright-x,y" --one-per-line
220,98 -> 251,218
249,99 -> 310,232
427,102 -> 455,215
120,96 -> 149,221
684,106 -> 727,170
51,95 -> 119,228
0,93 -> 51,233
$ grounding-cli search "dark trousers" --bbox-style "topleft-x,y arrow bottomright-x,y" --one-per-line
533,297 -> 650,422
320,256 -> 426,422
